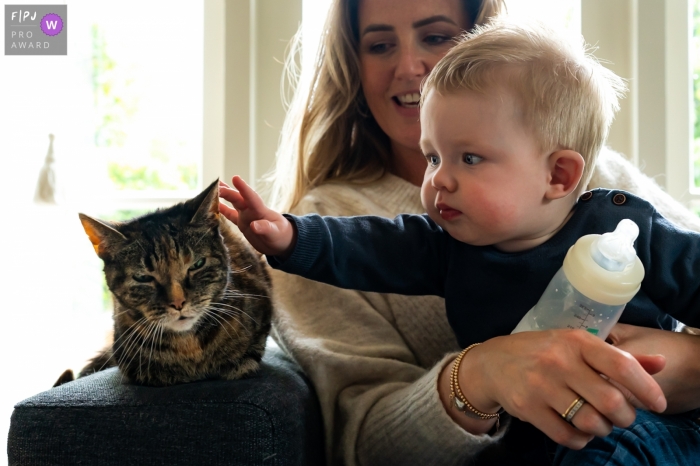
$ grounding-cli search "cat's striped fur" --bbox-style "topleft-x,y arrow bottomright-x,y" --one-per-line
74,180 -> 272,386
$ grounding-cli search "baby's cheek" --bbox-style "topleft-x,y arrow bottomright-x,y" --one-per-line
484,199 -> 520,230
420,183 -> 437,214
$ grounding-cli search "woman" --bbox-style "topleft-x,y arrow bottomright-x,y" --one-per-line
265,0 -> 700,464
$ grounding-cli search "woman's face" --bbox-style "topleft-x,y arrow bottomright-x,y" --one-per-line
357,0 -> 469,154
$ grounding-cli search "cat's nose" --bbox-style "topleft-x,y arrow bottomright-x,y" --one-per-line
170,298 -> 186,311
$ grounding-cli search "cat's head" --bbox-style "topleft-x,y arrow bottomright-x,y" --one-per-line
80,180 -> 230,333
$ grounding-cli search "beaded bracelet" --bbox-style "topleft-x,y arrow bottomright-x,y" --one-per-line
450,343 -> 503,431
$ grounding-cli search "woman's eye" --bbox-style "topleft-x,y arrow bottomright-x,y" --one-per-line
424,34 -> 451,46
189,258 -> 206,271
133,274 -> 154,283
463,154 -> 483,165
426,155 -> 440,166
368,42 -> 392,54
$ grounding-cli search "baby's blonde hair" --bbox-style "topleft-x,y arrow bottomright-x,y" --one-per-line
421,18 -> 626,192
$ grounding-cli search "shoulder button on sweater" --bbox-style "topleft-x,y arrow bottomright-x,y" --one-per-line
612,193 -> 627,205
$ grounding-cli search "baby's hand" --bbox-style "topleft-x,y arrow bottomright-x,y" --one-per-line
219,176 -> 295,258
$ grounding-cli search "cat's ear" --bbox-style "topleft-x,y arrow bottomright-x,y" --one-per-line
79,213 -> 127,256
189,179 -> 220,225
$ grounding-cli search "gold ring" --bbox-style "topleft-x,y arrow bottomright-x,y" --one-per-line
562,396 -> 586,422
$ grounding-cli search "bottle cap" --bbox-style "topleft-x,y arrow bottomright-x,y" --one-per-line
562,220 -> 645,305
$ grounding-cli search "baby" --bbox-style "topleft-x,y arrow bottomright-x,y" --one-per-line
221,18 -> 700,464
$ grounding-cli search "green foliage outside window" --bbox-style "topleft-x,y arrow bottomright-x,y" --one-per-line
107,162 -> 198,191
693,0 -> 700,187
91,24 -> 199,192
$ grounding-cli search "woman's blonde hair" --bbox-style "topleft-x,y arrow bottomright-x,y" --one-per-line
421,18 -> 626,193
267,0 -> 505,210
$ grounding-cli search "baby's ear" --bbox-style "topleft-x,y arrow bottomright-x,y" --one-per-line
79,213 -> 127,257
545,150 -> 584,200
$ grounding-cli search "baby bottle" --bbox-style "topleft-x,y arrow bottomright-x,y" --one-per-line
511,219 -> 645,340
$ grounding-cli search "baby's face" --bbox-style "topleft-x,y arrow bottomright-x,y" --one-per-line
419,88 -> 557,252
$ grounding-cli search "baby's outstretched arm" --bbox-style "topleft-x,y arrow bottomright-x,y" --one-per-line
219,176 -> 296,258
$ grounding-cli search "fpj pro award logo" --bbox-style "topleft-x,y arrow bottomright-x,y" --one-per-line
5,5 -> 67,55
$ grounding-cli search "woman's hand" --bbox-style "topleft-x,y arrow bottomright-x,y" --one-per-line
445,329 -> 667,450
607,323 -> 700,414
218,176 -> 296,258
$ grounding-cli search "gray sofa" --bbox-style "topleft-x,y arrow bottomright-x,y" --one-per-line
7,346 -> 325,465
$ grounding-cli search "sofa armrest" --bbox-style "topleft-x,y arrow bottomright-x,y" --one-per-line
8,345 -> 324,466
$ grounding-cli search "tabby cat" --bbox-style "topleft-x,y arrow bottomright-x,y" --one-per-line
65,180 -> 273,386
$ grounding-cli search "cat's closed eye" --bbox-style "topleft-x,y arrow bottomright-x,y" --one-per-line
133,274 -> 155,283
189,257 -> 206,271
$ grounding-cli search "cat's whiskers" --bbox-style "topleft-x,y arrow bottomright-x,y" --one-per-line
87,319 -> 143,374
111,316 -> 148,358
112,308 -> 134,319
209,301 -> 260,326
229,264 -> 253,274
202,306 -> 245,339
202,310 -> 238,341
146,317 -> 164,379
108,316 -> 149,371
204,306 -> 253,337
158,319 -> 165,365
222,288 -> 269,300
116,320 -> 149,384
118,318 -> 155,381
136,319 -> 160,381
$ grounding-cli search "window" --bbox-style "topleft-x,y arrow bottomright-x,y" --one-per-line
89,2 -> 203,197
0,1 -> 205,449
693,0 -> 700,192
506,0 -> 581,37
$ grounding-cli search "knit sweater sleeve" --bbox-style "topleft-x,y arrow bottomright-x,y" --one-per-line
270,178 -> 504,466
269,213 -> 447,296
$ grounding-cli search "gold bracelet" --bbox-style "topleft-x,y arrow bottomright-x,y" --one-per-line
450,343 -> 502,430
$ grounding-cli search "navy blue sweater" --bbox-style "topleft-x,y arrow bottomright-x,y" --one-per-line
269,189 -> 700,348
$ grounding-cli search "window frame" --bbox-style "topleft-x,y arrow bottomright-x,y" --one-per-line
582,0 -> 696,208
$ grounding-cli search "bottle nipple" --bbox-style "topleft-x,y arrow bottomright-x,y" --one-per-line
590,219 -> 639,272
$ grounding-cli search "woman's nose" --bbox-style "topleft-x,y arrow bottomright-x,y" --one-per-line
395,43 -> 428,80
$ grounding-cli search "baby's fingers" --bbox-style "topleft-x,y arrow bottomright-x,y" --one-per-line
232,176 -> 267,212
219,202 -> 239,224
219,185 -> 247,210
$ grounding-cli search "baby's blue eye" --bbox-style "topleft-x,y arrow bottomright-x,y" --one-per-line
463,154 -> 483,165
426,155 -> 440,166
189,258 -> 206,271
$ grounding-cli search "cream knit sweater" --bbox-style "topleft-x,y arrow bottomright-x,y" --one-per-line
269,148 -> 700,466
